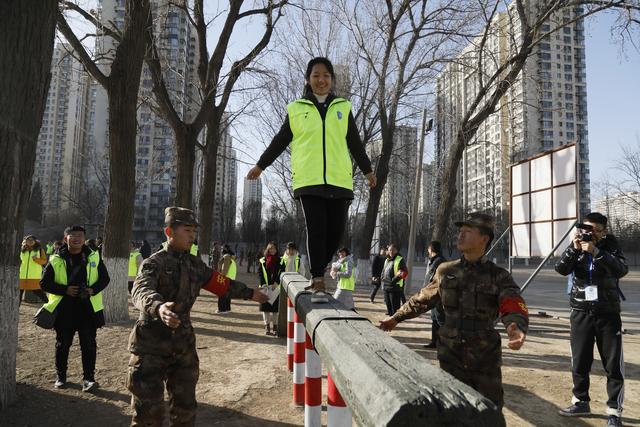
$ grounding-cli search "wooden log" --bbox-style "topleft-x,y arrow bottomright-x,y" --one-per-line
283,273 -> 502,427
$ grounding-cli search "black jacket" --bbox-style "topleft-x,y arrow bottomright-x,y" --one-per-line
555,234 -> 628,313
40,245 -> 110,328
426,254 -> 446,283
371,254 -> 386,278
256,93 -> 373,200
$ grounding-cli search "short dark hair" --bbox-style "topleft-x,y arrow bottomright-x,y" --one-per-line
428,241 -> 442,254
222,244 -> 234,256
64,225 -> 86,236
286,242 -> 297,250
304,57 -> 335,96
584,212 -> 607,227
338,247 -> 350,256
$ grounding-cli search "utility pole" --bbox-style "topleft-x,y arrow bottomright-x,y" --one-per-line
406,110 -> 433,293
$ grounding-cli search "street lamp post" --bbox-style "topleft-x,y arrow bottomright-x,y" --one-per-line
405,109 -> 433,293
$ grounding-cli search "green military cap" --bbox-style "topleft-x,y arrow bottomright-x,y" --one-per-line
454,212 -> 495,231
164,207 -> 199,227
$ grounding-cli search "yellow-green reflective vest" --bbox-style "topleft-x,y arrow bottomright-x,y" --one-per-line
20,250 -> 43,280
42,250 -> 103,314
129,251 -> 141,278
280,254 -> 300,272
337,259 -> 355,291
384,256 -> 405,288
287,98 -> 352,191
190,244 -> 198,256
227,258 -> 237,280
46,244 -> 54,256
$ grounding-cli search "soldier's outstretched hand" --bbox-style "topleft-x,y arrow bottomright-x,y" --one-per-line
159,302 -> 181,328
506,322 -> 526,350
379,317 -> 398,332
251,289 -> 269,304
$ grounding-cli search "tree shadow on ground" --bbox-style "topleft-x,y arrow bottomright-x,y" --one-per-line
1,383 -> 300,427
193,326 -> 285,345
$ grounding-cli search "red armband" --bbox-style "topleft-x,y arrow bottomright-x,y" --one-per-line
398,269 -> 408,279
499,296 -> 528,318
203,271 -> 230,297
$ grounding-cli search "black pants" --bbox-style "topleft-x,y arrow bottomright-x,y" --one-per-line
55,322 -> 97,381
370,280 -> 381,301
218,294 -> 231,312
429,304 -> 445,343
299,196 -> 350,278
570,310 -> 624,412
383,287 -> 404,316
19,289 -> 48,305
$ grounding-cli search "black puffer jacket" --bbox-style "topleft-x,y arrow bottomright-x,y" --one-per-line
555,234 -> 628,313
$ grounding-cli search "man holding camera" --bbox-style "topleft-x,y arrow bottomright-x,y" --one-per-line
555,212 -> 628,427
40,225 -> 110,392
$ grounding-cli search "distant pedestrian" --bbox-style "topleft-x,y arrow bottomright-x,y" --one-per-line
216,245 -> 236,314
19,235 -> 48,304
423,241 -> 446,349
370,247 -> 386,303
381,243 -> 408,316
258,242 -> 283,335
332,247 -> 355,310
246,56 -> 376,302
140,240 -> 151,259
281,242 -> 301,273
128,241 -> 142,294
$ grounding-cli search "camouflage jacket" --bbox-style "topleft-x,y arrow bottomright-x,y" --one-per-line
393,257 -> 528,369
129,244 -> 253,355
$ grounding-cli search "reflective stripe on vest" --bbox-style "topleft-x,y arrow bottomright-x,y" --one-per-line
129,251 -> 141,277
20,250 -> 43,280
281,254 -> 300,272
259,257 -> 268,285
42,251 -> 103,313
384,256 -> 405,288
287,98 -> 352,191
337,259 -> 355,291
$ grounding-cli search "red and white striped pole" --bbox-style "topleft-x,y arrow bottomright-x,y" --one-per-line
327,372 -> 352,427
304,332 -> 322,427
287,297 -> 294,372
292,311 -> 305,406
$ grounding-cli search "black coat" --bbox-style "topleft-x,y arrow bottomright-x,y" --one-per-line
371,254 -> 386,278
40,245 -> 110,328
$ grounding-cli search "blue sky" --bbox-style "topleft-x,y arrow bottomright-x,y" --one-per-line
584,12 -> 640,199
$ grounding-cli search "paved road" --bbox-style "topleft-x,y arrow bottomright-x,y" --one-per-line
407,265 -> 639,327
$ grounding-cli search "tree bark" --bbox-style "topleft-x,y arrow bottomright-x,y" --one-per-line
0,0 -> 57,408
197,112 -> 222,255
173,124 -> 198,208
100,0 -> 151,322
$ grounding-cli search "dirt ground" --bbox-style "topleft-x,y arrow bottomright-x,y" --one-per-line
2,270 -> 639,427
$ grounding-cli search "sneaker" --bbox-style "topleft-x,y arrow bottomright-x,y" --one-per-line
82,380 -> 98,393
54,377 -> 66,389
558,401 -> 591,417
606,416 -> 623,427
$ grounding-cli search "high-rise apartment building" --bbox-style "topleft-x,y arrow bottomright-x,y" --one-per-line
594,192 -> 640,236
34,44 -> 92,223
243,178 -> 263,211
435,2 -> 590,221
211,128 -> 238,242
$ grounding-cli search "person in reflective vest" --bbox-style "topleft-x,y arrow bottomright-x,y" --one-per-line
128,241 -> 142,294
281,241 -> 301,273
381,243 -> 408,316
216,244 -> 236,313
331,247 -> 355,310
39,225 -> 110,392
190,240 -> 198,256
258,241 -> 283,335
19,234 -> 48,304
246,57 -> 377,302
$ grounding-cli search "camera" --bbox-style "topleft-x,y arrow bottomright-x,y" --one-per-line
77,283 -> 91,300
576,223 -> 594,242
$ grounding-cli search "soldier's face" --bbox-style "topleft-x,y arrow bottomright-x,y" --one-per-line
167,224 -> 196,252
456,226 -> 488,253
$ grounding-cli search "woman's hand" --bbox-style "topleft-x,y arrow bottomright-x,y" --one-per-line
366,172 -> 377,188
246,166 -> 263,180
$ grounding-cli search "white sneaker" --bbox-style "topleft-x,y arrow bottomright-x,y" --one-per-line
82,380 -> 98,392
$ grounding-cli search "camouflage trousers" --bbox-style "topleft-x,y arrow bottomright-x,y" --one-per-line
127,350 -> 200,427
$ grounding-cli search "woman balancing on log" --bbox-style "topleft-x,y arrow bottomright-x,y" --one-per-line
247,57 -> 376,302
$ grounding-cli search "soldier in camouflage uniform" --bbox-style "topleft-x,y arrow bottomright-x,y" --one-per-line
127,207 -> 268,427
379,213 -> 528,418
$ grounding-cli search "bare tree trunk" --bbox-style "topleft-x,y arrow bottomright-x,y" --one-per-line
174,125 -> 197,208
197,113 -> 221,255
0,0 -> 57,408
101,0 -> 150,323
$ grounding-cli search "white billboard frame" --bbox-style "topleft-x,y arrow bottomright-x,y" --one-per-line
510,143 -> 578,258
